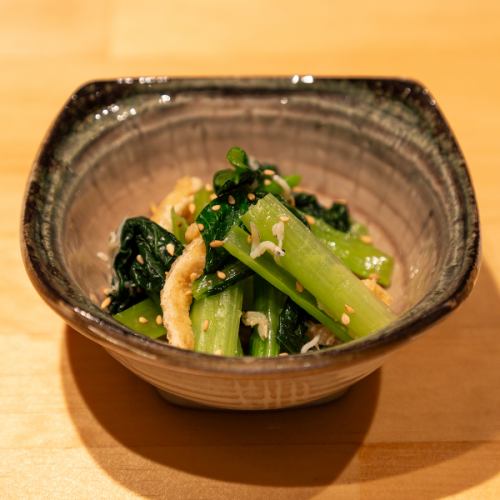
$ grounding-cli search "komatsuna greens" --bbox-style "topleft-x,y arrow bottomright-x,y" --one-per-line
102,147 -> 396,356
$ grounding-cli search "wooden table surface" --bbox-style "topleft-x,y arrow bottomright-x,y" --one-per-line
1,1 -> 499,498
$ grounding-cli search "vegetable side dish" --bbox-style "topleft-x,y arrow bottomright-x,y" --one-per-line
101,147 -> 396,356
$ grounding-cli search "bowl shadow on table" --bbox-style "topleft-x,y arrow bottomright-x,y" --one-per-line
61,263 -> 500,494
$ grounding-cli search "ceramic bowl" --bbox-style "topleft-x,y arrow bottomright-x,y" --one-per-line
21,77 -> 479,410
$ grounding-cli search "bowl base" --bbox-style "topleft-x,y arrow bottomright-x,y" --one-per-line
156,386 -> 350,411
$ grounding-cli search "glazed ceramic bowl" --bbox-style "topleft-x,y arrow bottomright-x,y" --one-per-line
21,77 -> 479,410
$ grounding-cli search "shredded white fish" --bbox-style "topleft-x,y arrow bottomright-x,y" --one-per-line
250,241 -> 286,259
272,174 -> 294,204
242,311 -> 269,340
306,322 -> 337,346
271,221 -> 285,250
300,334 -> 321,354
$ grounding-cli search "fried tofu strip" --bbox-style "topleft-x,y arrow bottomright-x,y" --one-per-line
160,227 -> 206,349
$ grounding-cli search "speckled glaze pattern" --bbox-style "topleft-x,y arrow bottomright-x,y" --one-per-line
21,77 -> 479,410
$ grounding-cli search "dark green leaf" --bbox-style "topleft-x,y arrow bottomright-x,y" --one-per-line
294,193 -> 351,232
196,190 -> 254,273
277,299 -> 311,354
109,217 -> 183,313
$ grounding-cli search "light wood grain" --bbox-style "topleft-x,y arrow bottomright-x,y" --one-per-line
1,1 -> 499,498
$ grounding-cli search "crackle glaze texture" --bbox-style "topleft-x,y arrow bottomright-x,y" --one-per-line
21,78 -> 479,410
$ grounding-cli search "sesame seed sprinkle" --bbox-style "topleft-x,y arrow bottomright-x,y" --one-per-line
202,319 -> 210,332
360,235 -> 373,244
190,272 -> 198,281
344,304 -> 355,314
216,270 -> 227,280
214,349 -> 222,355
155,315 -> 163,325
247,193 -> 256,201
263,168 -> 275,176
138,316 -> 148,324
264,179 -> 272,186
205,183 -> 212,191
228,195 -> 236,205
188,202 -> 196,214
100,297 -> 111,310
211,204 -> 221,211
305,215 -> 316,225
341,313 -> 350,326
197,223 -> 205,231
209,193 -> 217,201
295,281 -> 304,293
209,240 -> 224,248
136,254 -> 145,265
279,215 -> 290,222
166,243 -> 175,256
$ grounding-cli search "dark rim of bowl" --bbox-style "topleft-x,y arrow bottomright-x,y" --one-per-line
21,76 -> 480,375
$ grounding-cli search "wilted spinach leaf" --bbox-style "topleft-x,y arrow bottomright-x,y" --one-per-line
294,193 -> 351,232
196,190 -> 255,273
277,299 -> 311,354
109,217 -> 183,313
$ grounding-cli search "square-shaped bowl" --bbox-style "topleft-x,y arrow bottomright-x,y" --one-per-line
21,77 -> 479,410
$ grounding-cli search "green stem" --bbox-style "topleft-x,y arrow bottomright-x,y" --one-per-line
241,194 -> 396,339
224,225 -> 350,342
113,298 -> 166,339
310,218 -> 394,287
191,281 -> 245,356
192,260 -> 253,300
249,277 -> 286,357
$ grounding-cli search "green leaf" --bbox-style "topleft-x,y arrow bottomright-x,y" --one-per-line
294,193 -> 351,232
277,298 -> 310,354
109,217 -> 183,313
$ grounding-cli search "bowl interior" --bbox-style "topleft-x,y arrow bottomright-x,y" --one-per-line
60,84 -> 452,318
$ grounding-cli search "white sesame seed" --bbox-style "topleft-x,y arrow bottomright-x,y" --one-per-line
214,349 -> 222,355
96,251 -> 109,262
360,235 -> 373,244
264,179 -> 272,186
101,287 -> 112,295
205,183 -> 212,191
100,296 -> 111,309
136,254 -> 144,265
336,198 -> 347,205
188,202 -> 196,214
295,281 -> 304,293
216,270 -> 226,280
341,313 -> 350,326
197,223 -> 205,231
138,316 -> 148,324
228,195 -> 236,205
263,169 -> 275,176
247,193 -> 256,201
344,304 -> 355,314
202,319 -> 210,332
279,215 -> 290,222
209,240 -> 224,248
166,243 -> 175,256
305,215 -> 316,225
211,204 -> 221,212
155,315 -> 163,325
190,272 -> 198,281
209,193 -> 217,201
279,352 -> 289,357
